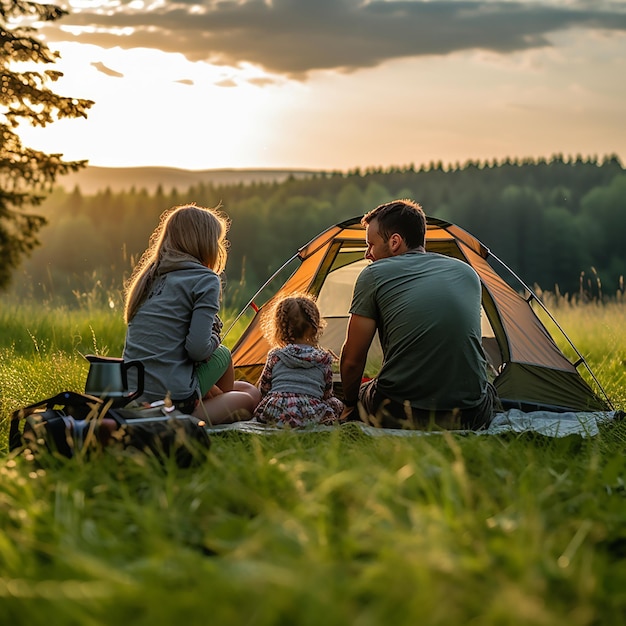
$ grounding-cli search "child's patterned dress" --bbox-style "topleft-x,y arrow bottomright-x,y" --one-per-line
254,344 -> 344,428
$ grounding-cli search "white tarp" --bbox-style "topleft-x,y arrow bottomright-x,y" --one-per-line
206,409 -> 621,438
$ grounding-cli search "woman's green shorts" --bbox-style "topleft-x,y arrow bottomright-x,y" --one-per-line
196,344 -> 232,396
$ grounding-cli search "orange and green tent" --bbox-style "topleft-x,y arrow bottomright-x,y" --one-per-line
229,216 -> 611,413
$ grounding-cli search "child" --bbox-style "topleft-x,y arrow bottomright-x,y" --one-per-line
254,294 -> 344,428
123,203 -> 260,424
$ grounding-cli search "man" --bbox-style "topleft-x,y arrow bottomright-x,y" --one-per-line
340,199 -> 498,429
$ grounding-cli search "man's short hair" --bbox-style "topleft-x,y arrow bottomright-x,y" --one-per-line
362,199 -> 426,249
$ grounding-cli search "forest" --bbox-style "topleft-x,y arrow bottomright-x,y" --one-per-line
7,153 -> 626,310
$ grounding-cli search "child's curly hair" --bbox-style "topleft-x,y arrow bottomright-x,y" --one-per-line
262,293 -> 326,347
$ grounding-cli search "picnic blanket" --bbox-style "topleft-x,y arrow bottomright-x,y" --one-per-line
206,409 -> 623,438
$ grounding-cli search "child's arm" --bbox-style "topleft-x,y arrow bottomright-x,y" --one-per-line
322,358 -> 335,400
257,351 -> 278,397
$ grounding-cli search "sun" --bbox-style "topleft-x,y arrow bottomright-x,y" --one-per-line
16,41 -> 297,169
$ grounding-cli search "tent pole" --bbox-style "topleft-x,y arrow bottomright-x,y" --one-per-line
223,253 -> 300,340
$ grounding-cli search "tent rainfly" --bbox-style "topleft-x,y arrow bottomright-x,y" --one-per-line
228,216 -> 612,414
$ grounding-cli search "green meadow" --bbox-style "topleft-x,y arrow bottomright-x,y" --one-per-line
1,298 -> 625,625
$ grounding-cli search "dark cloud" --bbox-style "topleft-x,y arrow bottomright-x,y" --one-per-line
49,1 -> 626,78
91,61 -> 124,77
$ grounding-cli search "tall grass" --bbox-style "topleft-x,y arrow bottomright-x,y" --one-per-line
1,426 -> 626,624
533,298 -> 626,408
1,298 -> 625,625
0,300 -> 126,356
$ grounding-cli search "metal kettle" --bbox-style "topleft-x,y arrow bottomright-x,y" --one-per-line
84,355 -> 144,407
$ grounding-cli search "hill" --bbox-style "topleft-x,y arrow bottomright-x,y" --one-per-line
57,166 -> 319,195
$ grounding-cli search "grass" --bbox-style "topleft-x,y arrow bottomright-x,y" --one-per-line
1,298 -> 625,625
0,299 -> 127,357
533,298 -> 626,408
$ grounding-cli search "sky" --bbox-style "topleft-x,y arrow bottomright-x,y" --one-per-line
14,0 -> 626,172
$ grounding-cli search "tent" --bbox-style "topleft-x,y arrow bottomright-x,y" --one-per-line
228,216 -> 612,413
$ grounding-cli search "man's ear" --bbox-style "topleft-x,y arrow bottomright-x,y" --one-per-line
389,233 -> 404,254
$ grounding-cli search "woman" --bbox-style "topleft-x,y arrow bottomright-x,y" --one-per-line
123,203 -> 260,424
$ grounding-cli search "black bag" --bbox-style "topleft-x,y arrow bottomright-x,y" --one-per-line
10,391 -> 211,468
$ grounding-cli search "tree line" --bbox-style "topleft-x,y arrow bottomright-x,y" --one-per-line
8,154 -> 626,309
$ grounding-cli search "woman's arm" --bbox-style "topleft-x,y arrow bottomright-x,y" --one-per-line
186,273 -> 221,362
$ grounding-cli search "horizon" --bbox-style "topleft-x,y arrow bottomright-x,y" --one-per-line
59,153 -> 624,196
77,151 -> 624,173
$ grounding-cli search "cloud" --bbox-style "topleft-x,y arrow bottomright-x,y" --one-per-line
175,78 -> 195,85
47,0 -> 626,78
215,78 -> 238,87
247,76 -> 280,87
91,61 -> 124,77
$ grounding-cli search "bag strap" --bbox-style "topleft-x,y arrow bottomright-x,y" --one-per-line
12,391 -> 103,418
9,391 -> 105,451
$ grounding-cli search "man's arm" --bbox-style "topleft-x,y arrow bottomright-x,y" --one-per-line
340,314 -> 377,407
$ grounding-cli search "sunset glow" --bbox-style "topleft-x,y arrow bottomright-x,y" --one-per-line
15,0 -> 626,171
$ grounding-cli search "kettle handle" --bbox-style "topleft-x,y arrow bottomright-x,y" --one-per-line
121,360 -> 145,401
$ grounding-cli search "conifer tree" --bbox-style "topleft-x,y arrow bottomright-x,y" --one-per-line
0,0 -> 93,289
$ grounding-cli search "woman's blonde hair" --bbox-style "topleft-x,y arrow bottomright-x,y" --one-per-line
124,204 -> 229,322
261,293 -> 326,348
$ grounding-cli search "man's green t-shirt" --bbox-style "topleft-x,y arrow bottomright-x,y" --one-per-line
350,251 -> 488,411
